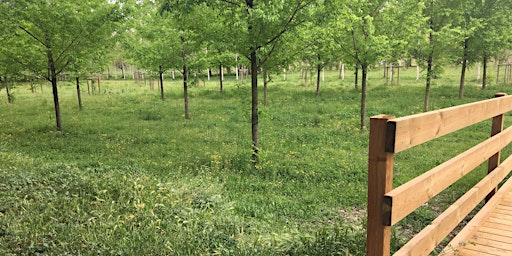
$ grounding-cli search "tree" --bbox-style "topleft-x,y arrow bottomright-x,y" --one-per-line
1,0 -> 123,130
160,0 -> 210,120
454,0 -> 512,92
332,0 -> 424,130
217,0 -> 314,163
197,7 -> 237,95
125,1 -> 181,101
413,0 -> 463,111
297,2 -> 340,96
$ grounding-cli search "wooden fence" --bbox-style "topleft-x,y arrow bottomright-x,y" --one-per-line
367,93 -> 512,255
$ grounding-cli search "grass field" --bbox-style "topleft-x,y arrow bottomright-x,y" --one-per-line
1,65 -> 512,255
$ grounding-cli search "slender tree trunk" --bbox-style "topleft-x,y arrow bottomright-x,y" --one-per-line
31,79 -> 35,93
97,74 -> 101,94
316,64 -> 321,96
182,37 -> 190,119
263,68 -> 268,107
354,66 -> 359,89
49,53 -> 62,131
76,77 -> 83,110
5,76 -> 12,103
246,0 -> 259,164
219,64 -> 223,94
159,65 -> 164,101
250,49 -> 259,163
424,2 -> 434,112
459,39 -> 469,99
482,55 -> 488,89
121,61 -> 126,80
360,64 -> 368,131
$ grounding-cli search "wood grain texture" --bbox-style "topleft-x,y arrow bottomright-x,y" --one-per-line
387,95 -> 512,153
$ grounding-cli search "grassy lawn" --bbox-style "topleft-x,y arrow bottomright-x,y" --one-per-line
1,65 -> 512,255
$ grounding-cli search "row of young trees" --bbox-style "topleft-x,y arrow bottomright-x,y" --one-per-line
1,0 -> 512,161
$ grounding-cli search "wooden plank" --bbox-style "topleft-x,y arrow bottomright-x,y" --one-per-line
394,155 -> 512,256
462,243 -> 512,255
496,205 -> 512,211
487,94 -> 506,202
479,226 -> 512,238
443,245 -> 499,256
495,207 -> 512,215
473,232 -> 512,245
474,237 -> 512,250
487,216 -> 512,227
489,212 -> 512,222
383,126 -> 512,226
387,95 -> 512,153
483,222 -> 512,233
366,115 -> 395,256
445,176 -> 512,254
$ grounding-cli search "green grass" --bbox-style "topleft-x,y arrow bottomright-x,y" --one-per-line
1,64 -> 512,255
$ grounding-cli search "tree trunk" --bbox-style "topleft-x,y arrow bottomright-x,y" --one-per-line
49,59 -> 62,131
31,79 -> 35,93
76,77 -> 83,110
263,68 -> 268,107
182,37 -> 190,120
424,3 -> 434,113
459,39 -> 469,99
354,66 -> 359,89
360,64 -> 368,131
159,65 -> 164,101
482,55 -> 488,89
5,76 -> 12,103
425,51 -> 434,112
250,49 -> 259,163
97,74 -> 101,94
219,64 -> 223,94
316,64 -> 321,96
121,61 -> 126,80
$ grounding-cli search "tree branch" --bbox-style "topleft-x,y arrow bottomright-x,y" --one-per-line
219,0 -> 240,6
262,0 -> 313,49
18,26 -> 48,48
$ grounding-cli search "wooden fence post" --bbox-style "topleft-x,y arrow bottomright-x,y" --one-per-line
367,115 -> 395,256
486,93 -> 507,202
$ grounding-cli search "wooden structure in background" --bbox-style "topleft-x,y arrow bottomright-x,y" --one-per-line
367,93 -> 512,256
497,63 -> 512,85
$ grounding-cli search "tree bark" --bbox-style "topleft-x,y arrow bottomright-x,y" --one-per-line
360,64 -> 368,131
263,68 -> 268,106
219,64 -> 223,94
121,60 -> 126,79
181,37 -> 190,119
5,76 -> 12,103
250,49 -> 259,163
48,50 -> 62,131
97,74 -> 101,94
424,2 -> 434,112
482,55 -> 488,89
316,63 -> 321,96
31,79 -> 35,93
459,38 -> 469,99
159,65 -> 164,101
76,77 -> 83,110
354,66 -> 359,89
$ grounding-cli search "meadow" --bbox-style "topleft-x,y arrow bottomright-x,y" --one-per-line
1,65 -> 512,255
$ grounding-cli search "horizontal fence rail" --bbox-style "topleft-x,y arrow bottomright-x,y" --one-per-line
366,93 -> 512,256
